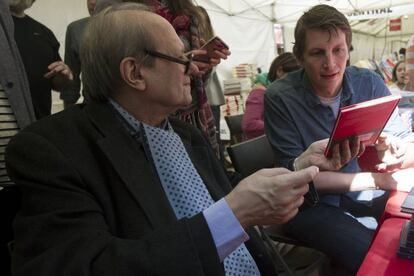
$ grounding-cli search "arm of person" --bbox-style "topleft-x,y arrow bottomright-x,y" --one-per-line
225,166 -> 318,229
311,168 -> 414,193
6,131 -> 223,276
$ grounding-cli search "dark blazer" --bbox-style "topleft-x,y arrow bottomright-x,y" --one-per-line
6,102 -> 276,276
0,2 -> 36,128
62,17 -> 89,104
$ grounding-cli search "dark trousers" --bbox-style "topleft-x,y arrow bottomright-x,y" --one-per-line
286,192 -> 389,274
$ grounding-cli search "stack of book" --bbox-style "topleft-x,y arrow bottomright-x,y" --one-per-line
221,78 -> 252,116
232,63 -> 257,79
399,187 -> 414,260
223,78 -> 251,95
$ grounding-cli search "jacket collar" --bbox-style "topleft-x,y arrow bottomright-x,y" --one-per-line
83,101 -> 225,228
84,101 -> 177,229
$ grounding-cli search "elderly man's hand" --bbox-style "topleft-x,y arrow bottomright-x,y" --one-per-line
294,137 -> 364,171
375,133 -> 407,172
225,166 -> 318,228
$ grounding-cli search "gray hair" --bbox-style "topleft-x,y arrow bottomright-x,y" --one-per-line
9,0 -> 36,14
80,2 -> 156,102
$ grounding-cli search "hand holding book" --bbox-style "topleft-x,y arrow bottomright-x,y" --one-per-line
296,137 -> 364,172
324,95 -> 401,158
294,137 -> 364,206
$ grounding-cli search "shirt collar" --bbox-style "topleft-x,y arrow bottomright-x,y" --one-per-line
108,98 -> 171,136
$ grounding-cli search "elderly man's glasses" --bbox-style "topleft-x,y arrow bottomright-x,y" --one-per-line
145,50 -> 193,74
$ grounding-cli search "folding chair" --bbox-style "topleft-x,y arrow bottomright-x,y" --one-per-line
224,114 -> 245,144
227,135 -> 327,275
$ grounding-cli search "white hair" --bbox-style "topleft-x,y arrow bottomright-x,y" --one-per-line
9,0 -> 36,14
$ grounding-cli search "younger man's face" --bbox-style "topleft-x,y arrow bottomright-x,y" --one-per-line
300,28 -> 349,98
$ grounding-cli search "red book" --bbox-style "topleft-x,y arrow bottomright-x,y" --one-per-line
325,95 -> 401,157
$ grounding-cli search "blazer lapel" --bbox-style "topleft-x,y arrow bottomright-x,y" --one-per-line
84,102 -> 176,229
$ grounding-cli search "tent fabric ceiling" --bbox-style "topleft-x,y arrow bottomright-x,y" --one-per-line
197,0 -> 414,37
194,0 -> 414,81
197,0 -> 414,21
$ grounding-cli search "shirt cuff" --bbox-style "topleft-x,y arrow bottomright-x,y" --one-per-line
203,198 -> 249,262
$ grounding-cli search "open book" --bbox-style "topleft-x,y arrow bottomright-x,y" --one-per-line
324,95 -> 401,157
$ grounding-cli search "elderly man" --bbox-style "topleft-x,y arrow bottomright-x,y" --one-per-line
264,4 -> 414,274
5,3 -> 359,276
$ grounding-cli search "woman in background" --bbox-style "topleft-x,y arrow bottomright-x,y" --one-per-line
389,60 -> 408,92
242,52 -> 300,140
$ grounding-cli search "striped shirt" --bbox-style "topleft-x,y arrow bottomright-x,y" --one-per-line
0,84 -> 20,186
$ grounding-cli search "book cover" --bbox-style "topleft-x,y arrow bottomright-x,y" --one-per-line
399,221 -> 414,259
401,187 -> 414,214
325,95 -> 401,157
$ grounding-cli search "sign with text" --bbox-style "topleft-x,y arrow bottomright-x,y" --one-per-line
389,18 -> 402,31
346,4 -> 414,21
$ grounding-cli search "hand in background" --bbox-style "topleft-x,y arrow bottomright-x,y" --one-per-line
377,168 -> 414,192
295,137 -> 364,171
44,61 -> 73,91
190,47 -> 231,73
375,133 -> 407,172
225,166 -> 318,228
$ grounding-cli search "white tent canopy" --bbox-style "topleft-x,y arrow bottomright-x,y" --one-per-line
26,0 -> 414,88
196,0 -> 414,79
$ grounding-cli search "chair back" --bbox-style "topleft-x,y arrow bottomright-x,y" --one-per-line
225,114 -> 245,144
227,135 -> 274,178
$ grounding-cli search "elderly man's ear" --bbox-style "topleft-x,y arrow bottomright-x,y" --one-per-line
119,57 -> 146,91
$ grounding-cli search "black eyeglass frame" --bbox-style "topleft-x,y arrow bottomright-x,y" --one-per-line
144,50 -> 193,74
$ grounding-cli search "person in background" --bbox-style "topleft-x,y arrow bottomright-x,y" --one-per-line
389,60 -> 414,128
6,3 -> 362,275
0,2 -> 36,275
61,0 -> 97,108
9,0 -> 73,119
196,5 -> 226,161
406,34 -> 414,92
241,73 -> 268,140
264,4 -> 414,274
121,0 -> 230,158
390,60 -> 408,92
242,53 -> 300,140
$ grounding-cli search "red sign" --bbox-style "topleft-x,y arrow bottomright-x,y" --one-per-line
389,18 -> 402,31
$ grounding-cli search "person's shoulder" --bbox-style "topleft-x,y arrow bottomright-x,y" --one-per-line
346,66 -> 374,76
346,66 -> 383,82
248,87 -> 266,97
170,118 -> 207,144
24,15 -> 53,33
22,105 -> 84,135
266,69 -> 303,97
170,117 -> 198,134
67,17 -> 90,30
